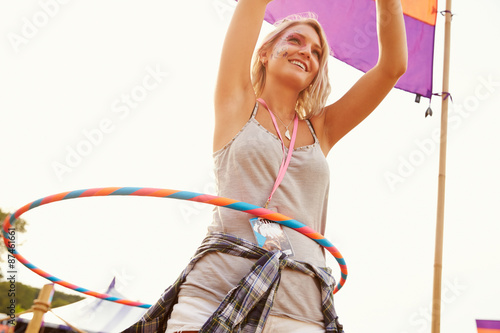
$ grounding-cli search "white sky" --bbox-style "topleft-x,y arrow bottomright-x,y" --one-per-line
1,0 -> 499,332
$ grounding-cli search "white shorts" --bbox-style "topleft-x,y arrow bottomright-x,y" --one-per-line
165,295 -> 326,333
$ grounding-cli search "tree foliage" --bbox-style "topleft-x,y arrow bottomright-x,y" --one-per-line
1,207 -> 28,280
1,212 -> 84,317
0,208 -> 27,233
0,281 -> 85,313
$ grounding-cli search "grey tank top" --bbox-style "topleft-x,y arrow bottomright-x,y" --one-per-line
179,102 -> 331,325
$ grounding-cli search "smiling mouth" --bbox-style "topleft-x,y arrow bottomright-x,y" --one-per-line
289,60 -> 307,72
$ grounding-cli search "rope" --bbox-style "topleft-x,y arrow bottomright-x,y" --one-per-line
49,310 -> 87,333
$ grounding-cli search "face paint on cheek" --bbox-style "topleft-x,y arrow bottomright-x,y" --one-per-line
271,39 -> 289,59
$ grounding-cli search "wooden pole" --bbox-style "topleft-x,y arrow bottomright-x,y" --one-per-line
26,283 -> 54,333
431,0 -> 453,332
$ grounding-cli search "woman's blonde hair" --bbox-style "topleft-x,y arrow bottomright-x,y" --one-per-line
251,16 -> 331,119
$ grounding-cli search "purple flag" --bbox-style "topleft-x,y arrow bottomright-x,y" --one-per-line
263,0 -> 438,99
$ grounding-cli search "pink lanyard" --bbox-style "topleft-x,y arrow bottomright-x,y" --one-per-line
257,98 -> 298,208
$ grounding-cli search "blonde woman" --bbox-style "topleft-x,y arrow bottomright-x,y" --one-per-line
124,0 -> 407,332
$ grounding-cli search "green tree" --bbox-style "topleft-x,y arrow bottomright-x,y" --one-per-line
0,281 -> 85,314
0,207 -> 28,280
1,210 -> 85,318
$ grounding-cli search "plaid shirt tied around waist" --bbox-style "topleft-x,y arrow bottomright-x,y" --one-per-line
122,232 -> 343,333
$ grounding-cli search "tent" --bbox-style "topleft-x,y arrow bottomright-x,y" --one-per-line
17,278 -> 147,333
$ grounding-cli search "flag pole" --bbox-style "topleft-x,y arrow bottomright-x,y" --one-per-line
431,0 -> 453,332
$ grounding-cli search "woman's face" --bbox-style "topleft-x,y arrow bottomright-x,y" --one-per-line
264,24 -> 323,90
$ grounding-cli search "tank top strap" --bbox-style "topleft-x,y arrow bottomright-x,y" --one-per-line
305,119 -> 319,143
250,101 -> 259,119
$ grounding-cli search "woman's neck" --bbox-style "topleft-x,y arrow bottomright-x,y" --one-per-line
259,85 -> 299,120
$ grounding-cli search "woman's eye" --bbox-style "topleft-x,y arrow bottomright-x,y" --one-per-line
313,50 -> 321,58
288,37 -> 300,44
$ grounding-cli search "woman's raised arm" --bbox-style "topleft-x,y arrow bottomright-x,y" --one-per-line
213,0 -> 273,151
312,0 -> 408,155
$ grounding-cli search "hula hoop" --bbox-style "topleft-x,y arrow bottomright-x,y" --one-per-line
2,187 -> 348,308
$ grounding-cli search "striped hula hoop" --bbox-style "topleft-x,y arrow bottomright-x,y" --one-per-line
2,187 -> 348,308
